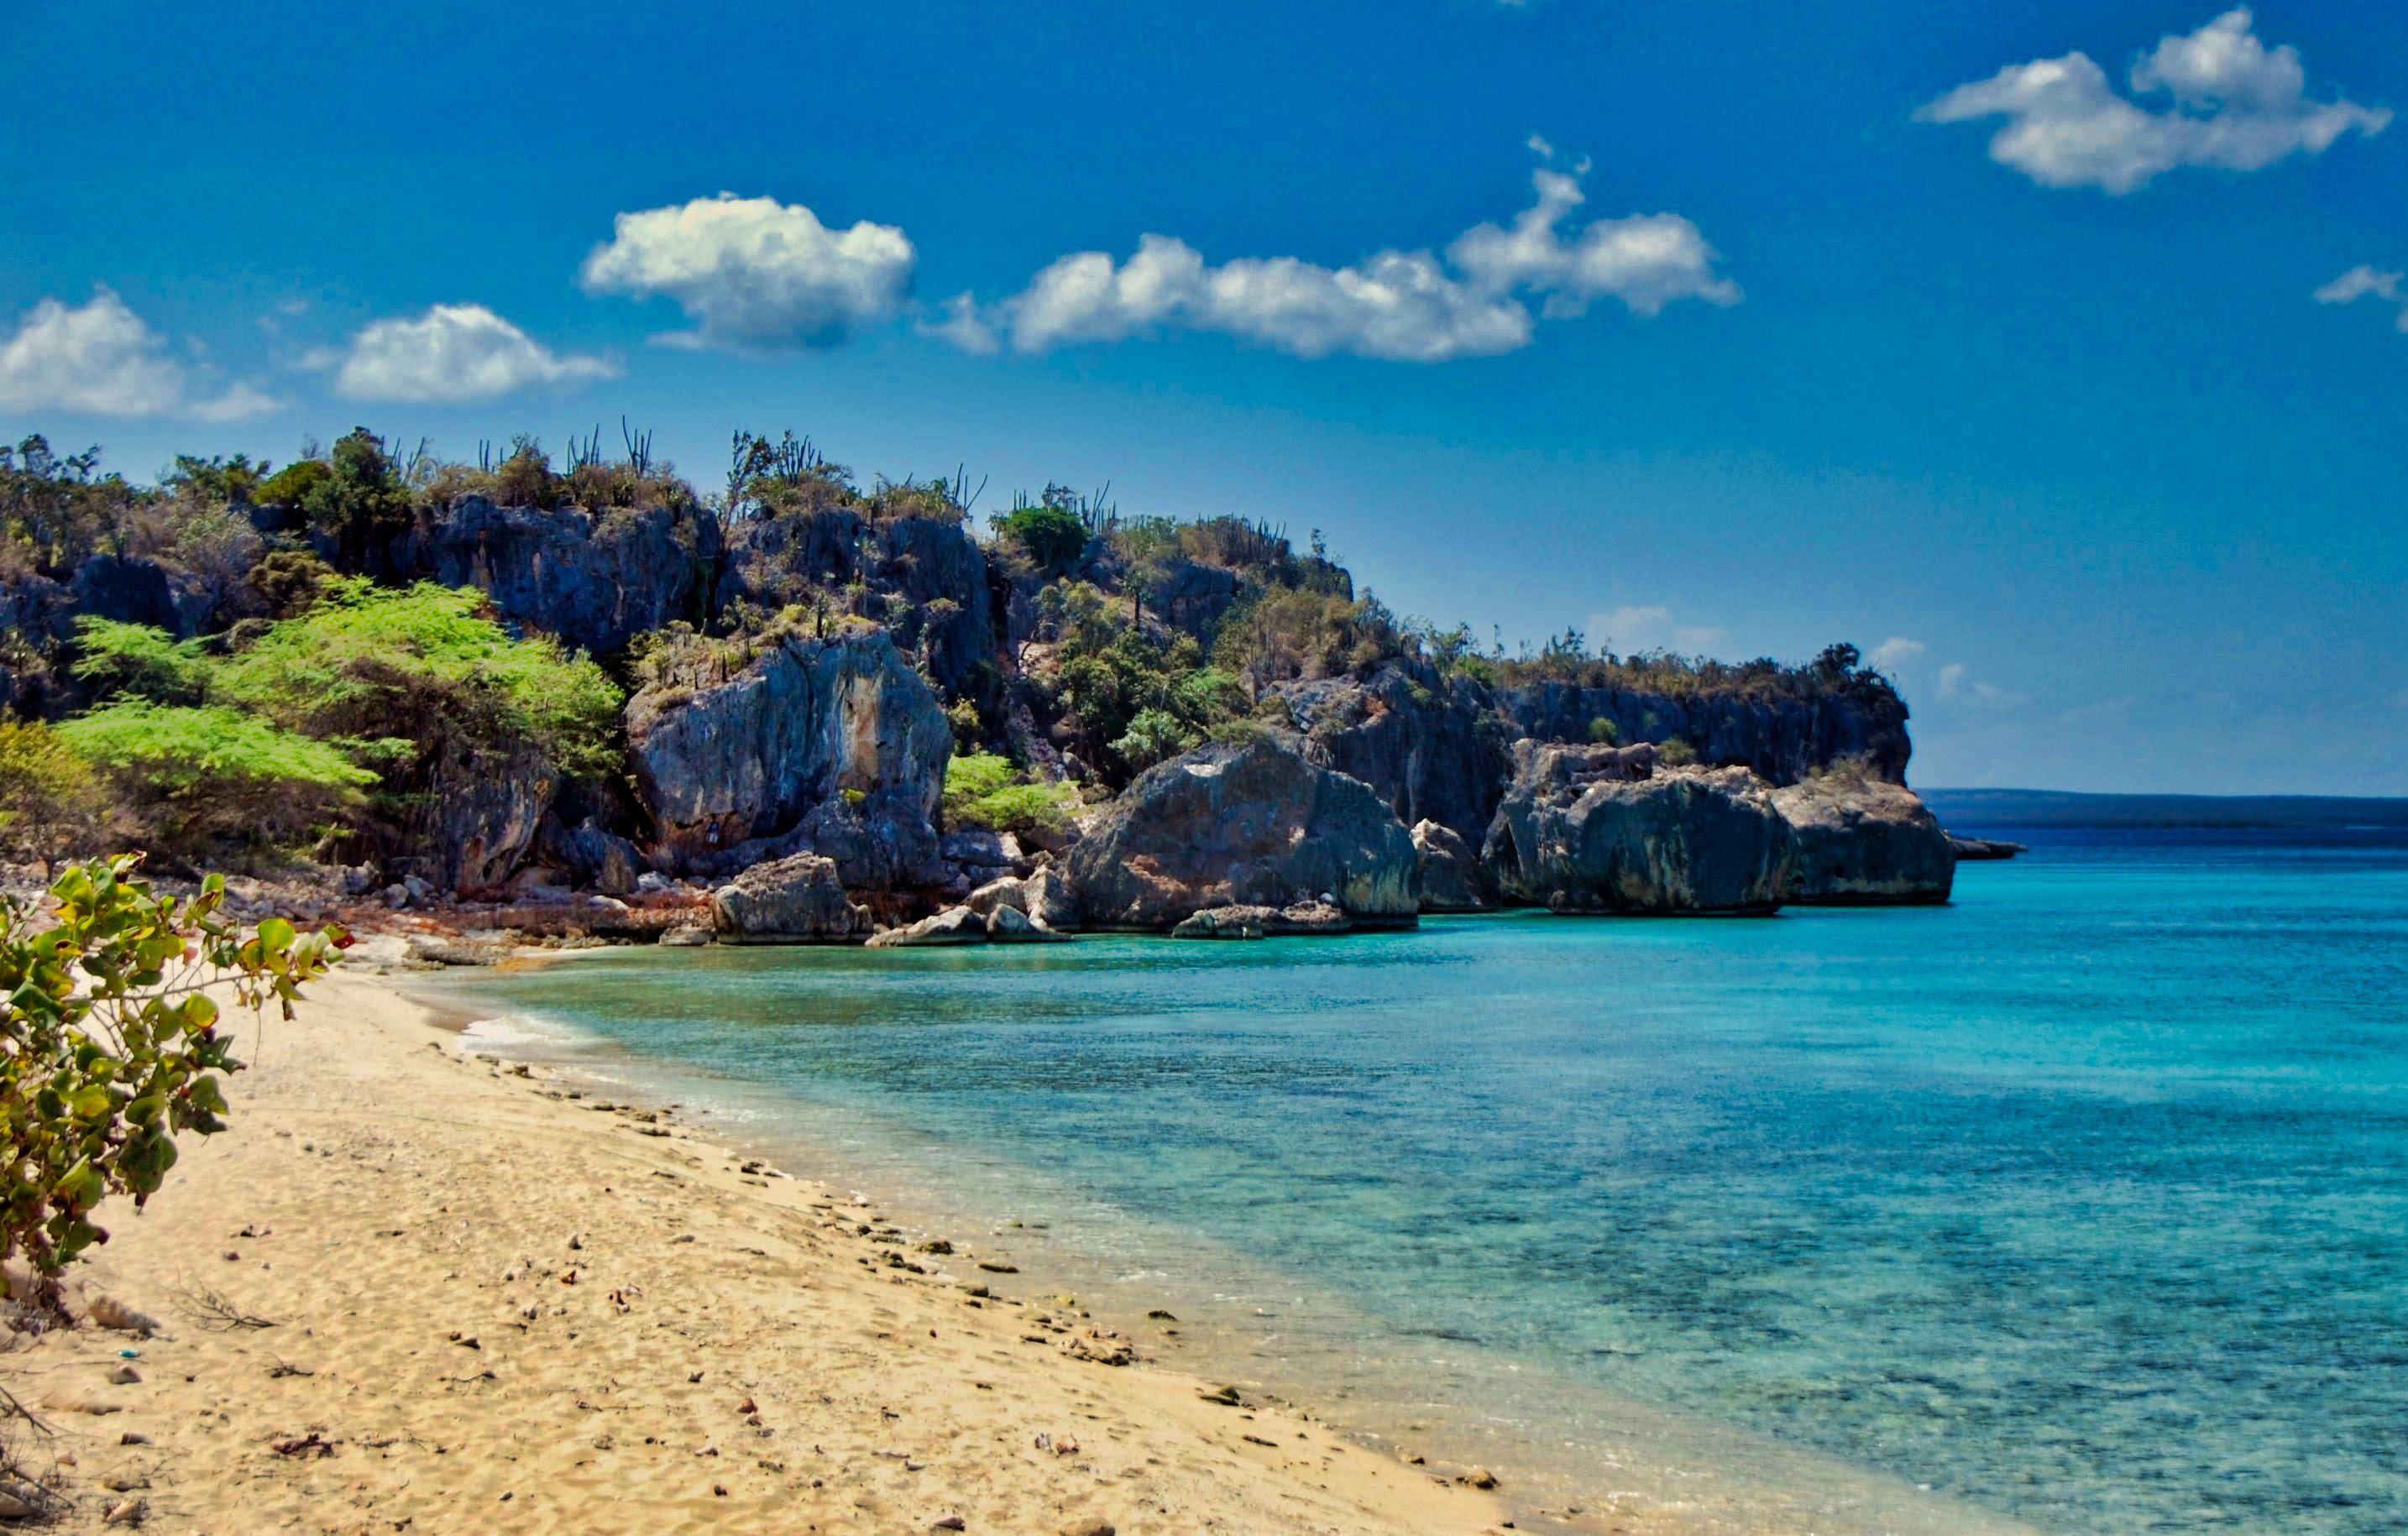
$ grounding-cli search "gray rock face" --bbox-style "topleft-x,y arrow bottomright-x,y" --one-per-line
1168,901 -> 1355,939
1504,682 -> 1910,786
1772,776 -> 1955,906
986,903 -> 1069,943
626,630 -> 952,889
1065,739 -> 1418,931
1022,865 -> 1080,930
719,509 -> 998,696
540,817 -> 642,896
1272,661 -> 1510,848
1482,741 -> 1794,915
71,554 -> 207,638
411,498 -> 720,656
1411,819 -> 1489,912
430,739 -> 559,895
710,853 -> 872,943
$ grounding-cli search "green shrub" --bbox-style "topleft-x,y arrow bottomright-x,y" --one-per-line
1654,736 -> 1698,766
993,503 -> 1088,569
1587,716 -> 1620,745
1,856 -> 341,1314
70,617 -> 210,704
1111,707 -> 1200,773
254,457 -> 332,507
943,753 -> 1081,835
56,702 -> 376,853
213,579 -> 624,778
0,720 -> 108,869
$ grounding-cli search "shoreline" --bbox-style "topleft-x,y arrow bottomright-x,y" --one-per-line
8,968 -> 1523,1533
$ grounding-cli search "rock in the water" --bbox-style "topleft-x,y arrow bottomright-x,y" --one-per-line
658,923 -> 712,947
710,854 -> 872,943
1772,775 -> 1955,906
966,875 -> 1028,917
1022,865 -> 1080,930
1065,739 -> 1418,931
1411,818 -> 1489,912
1169,905 -> 1274,939
1946,833 -> 2027,861
1482,741 -> 1793,914
626,630 -> 951,888
987,903 -> 1069,943
1504,677 -> 1911,786
864,905 -> 987,948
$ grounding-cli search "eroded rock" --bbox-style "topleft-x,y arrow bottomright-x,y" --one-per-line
1772,774 -> 1955,905
711,853 -> 872,943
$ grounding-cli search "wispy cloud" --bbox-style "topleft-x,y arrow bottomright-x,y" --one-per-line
937,150 -> 1737,363
1919,8 -> 2387,193
1938,662 -> 2029,710
2313,264 -> 2408,332
582,192 -> 917,352
324,304 -> 618,402
1589,604 -> 1728,654
0,286 -> 281,421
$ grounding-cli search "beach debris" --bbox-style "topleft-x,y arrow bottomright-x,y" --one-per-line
106,1364 -> 140,1385
102,1497 -> 146,1525
933,1518 -> 967,1531
916,1240 -> 954,1255
1198,1385 -> 1243,1407
976,1262 -> 1018,1274
0,1490 -> 34,1519
1146,1309 -> 1176,1320
1461,1466 -> 1500,1490
171,1283 -> 276,1331
270,1433 -> 336,1459
1056,1520 -> 1114,1536
568,1233 -> 584,1251
265,1359 -> 313,1378
85,1296 -> 159,1336
1243,1434 -> 1278,1448
119,1432 -> 150,1446
101,1472 -> 149,1492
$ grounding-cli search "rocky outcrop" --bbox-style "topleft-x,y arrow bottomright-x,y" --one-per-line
1411,819 -> 1489,912
1169,901 -> 1353,939
864,904 -> 987,948
411,498 -> 720,657
710,853 -> 872,943
1503,682 -> 1910,786
1065,738 -> 1418,930
71,554 -> 209,638
1022,865 -> 1079,930
626,630 -> 951,889
1947,834 -> 2027,861
428,739 -> 559,895
1772,776 -> 1955,906
1272,661 -> 1510,846
1482,741 -> 1793,915
719,509 -> 998,697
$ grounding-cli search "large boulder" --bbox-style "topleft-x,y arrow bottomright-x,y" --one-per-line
428,739 -> 559,895
1271,661 -> 1509,848
410,498 -> 720,657
1411,819 -> 1489,912
626,630 -> 952,888
864,904 -> 987,948
1065,738 -> 1418,931
711,854 -> 872,943
1482,740 -> 1794,915
1771,776 -> 1955,905
540,816 -> 642,896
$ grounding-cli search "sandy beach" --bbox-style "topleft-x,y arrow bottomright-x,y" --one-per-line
2,966 -> 1529,1534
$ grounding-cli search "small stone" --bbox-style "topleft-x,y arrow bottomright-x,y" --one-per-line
1464,1465 -> 1500,1489
107,1364 -> 141,1385
932,1518 -> 967,1532
1056,1521 -> 1115,1536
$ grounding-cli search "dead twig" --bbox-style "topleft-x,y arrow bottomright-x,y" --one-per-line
172,1283 -> 277,1331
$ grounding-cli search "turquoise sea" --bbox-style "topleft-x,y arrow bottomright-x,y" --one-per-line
437,828 -> 2408,1533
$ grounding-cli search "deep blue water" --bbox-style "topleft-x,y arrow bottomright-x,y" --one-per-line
444,829 -> 2408,1533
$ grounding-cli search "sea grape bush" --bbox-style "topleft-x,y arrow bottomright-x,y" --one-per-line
0,857 -> 343,1313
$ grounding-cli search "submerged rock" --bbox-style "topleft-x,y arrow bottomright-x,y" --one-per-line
1772,775 -> 1955,906
626,630 -> 951,888
1411,818 -> 1489,912
710,853 -> 872,943
1065,739 -> 1418,931
864,904 -> 987,948
1946,833 -> 2027,861
1167,901 -> 1351,939
1482,741 -> 1793,915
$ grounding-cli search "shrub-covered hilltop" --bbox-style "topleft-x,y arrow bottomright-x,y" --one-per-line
0,425 -> 1949,938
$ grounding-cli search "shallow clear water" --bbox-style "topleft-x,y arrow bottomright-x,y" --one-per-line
442,829 -> 2408,1534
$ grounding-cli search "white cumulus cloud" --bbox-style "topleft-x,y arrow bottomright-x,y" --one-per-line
0,287 -> 281,421
330,304 -> 619,402
943,155 -> 1736,362
2314,264 -> 2408,331
581,192 -> 916,351
1919,8 -> 2388,193
1869,636 -> 1927,673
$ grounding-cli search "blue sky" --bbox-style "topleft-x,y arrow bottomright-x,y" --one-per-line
6,0 -> 2407,793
